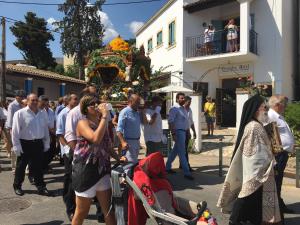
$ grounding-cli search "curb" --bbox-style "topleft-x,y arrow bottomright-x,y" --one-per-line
284,169 -> 296,179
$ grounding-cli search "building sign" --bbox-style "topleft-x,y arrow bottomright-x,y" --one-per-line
219,63 -> 253,77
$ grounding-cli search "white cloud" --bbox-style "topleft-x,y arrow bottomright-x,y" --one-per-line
97,11 -> 119,42
47,17 -> 58,30
128,21 -> 144,35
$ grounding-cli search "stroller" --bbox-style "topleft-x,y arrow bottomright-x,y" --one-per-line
111,152 -> 214,225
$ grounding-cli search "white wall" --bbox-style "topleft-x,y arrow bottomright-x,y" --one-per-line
136,0 -> 184,85
281,0 -> 296,99
249,0 -> 295,100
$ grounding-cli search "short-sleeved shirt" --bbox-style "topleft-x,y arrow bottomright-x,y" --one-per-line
65,105 -> 85,143
204,102 -> 216,117
0,107 -> 7,120
56,107 -> 70,136
143,108 -> 163,142
204,28 -> 215,43
46,108 -> 55,129
116,106 -> 141,140
55,104 -> 65,118
5,99 -> 22,129
186,107 -> 194,129
268,108 -> 295,152
168,103 -> 189,130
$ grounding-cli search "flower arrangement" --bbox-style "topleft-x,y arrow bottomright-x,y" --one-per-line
238,75 -> 269,97
109,35 -> 130,52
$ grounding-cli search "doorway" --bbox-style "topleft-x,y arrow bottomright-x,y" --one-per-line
216,78 -> 240,127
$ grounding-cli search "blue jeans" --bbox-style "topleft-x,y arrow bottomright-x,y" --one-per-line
166,130 -> 191,176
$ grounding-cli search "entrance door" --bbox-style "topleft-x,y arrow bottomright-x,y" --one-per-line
216,88 -> 236,127
216,88 -> 223,126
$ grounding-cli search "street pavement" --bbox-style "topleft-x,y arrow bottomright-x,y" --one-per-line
0,132 -> 299,225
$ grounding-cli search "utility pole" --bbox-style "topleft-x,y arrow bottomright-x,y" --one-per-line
0,17 -> 6,103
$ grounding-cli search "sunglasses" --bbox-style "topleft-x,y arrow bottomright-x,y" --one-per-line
88,102 -> 98,108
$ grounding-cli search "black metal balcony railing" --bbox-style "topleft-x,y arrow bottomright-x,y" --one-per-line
186,29 -> 258,58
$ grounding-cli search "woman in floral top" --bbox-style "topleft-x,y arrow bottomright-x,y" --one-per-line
72,95 -> 116,225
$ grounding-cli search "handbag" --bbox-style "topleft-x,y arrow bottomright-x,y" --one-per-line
72,140 -> 106,192
72,157 -> 106,192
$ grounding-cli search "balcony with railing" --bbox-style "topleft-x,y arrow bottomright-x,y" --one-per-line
184,0 -> 258,64
185,28 -> 258,63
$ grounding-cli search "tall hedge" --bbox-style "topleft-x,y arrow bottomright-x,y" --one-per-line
285,102 -> 300,145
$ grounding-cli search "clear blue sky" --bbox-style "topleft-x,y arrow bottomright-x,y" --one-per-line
0,0 -> 168,60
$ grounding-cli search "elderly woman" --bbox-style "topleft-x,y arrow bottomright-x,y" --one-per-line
71,95 -> 116,225
217,95 -> 282,225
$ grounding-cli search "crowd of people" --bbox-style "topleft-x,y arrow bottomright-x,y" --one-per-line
0,86 -> 198,225
0,85 -> 296,225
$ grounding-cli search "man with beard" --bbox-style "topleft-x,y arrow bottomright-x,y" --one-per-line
268,95 -> 295,214
217,95 -> 282,225
165,93 -> 193,180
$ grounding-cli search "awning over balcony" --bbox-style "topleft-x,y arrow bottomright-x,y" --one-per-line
184,0 -> 236,13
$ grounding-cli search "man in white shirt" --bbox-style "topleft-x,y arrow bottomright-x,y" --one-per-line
5,90 -> 26,173
142,96 -> 164,156
181,96 -> 197,171
268,95 -> 295,214
56,93 -> 78,220
12,93 -> 50,196
38,95 -> 56,173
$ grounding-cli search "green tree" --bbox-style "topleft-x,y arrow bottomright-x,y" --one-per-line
10,12 -> 57,70
64,64 -> 80,78
56,0 -> 105,80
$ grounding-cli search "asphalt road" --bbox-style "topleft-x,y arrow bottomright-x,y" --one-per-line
0,153 -> 299,225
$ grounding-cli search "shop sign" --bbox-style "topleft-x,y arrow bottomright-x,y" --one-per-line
219,63 -> 253,76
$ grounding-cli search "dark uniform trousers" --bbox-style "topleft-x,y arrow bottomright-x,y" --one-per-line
13,139 -> 45,189
63,151 -> 76,215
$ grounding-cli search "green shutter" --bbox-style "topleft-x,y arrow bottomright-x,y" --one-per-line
169,21 -> 175,46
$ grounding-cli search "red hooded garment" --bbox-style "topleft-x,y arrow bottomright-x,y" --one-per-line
127,152 -> 175,225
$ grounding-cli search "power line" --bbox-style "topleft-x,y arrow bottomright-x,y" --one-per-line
0,0 -> 163,6
0,16 -> 61,34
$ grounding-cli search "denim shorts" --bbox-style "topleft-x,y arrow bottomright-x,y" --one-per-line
205,116 -> 215,124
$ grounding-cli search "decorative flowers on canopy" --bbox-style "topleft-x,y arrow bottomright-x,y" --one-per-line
85,36 -> 151,100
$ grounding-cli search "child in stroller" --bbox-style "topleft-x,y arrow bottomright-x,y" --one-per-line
111,152 -> 217,225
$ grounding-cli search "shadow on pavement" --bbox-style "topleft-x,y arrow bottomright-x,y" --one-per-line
201,142 -> 234,152
285,216 -> 300,225
287,202 -> 300,214
22,220 -> 64,225
193,165 -> 229,177
168,170 -> 225,191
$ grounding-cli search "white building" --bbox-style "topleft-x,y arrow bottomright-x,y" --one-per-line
136,0 -> 297,128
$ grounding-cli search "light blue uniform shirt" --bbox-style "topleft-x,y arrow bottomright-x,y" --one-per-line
168,103 -> 189,130
56,107 -> 70,136
55,104 -> 65,119
56,106 -> 71,156
116,106 -> 141,140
